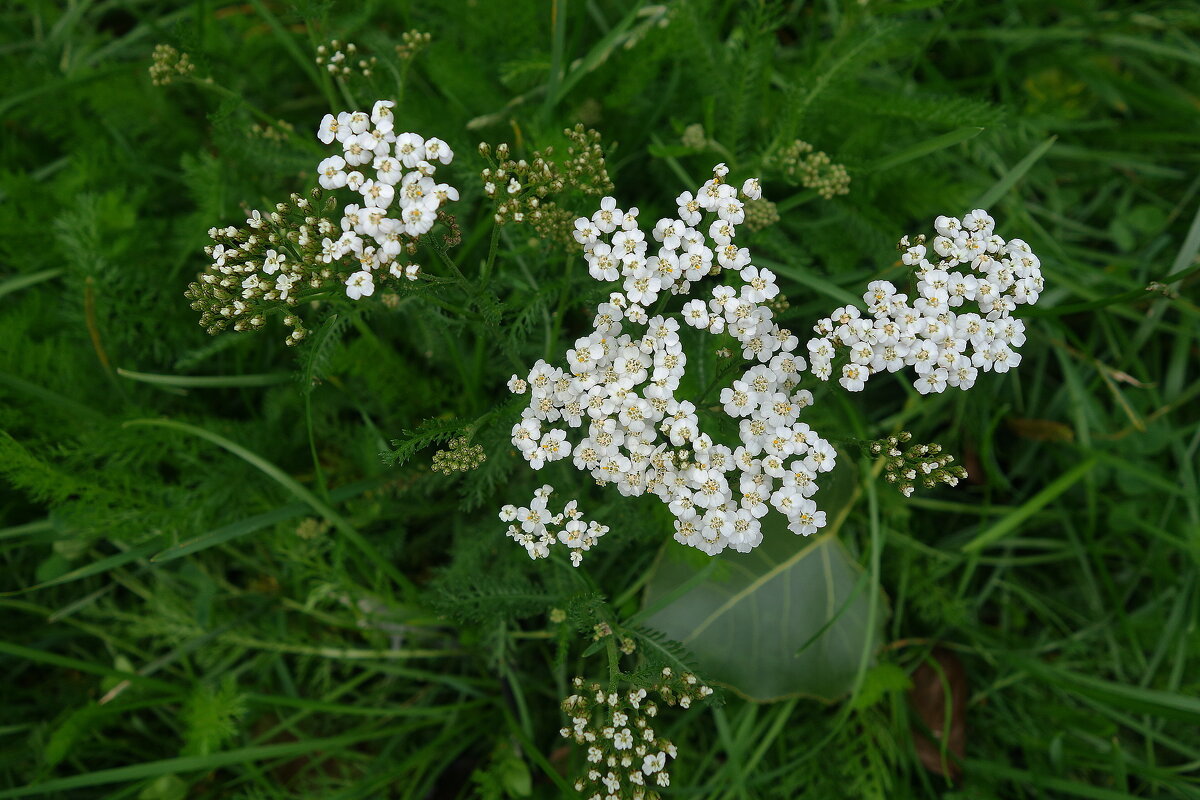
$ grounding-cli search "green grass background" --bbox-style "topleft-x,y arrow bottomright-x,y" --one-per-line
1,0 -> 1198,797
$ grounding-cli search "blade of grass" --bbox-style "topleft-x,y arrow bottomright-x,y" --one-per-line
151,479 -> 380,563
0,536 -> 166,595
0,641 -> 178,694
965,759 -> 1150,800
973,136 -> 1057,209
549,1 -> 648,109
243,0 -> 337,109
1169,198 -> 1200,277
962,457 -> 1095,552
757,257 -> 861,306
0,724 -> 430,798
0,268 -> 62,300
123,419 -> 415,594
1012,655 -> 1200,722
116,369 -> 292,388
868,126 -> 984,173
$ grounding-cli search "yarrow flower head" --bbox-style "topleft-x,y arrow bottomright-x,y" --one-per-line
503,165 -> 834,559
499,486 -> 608,567
314,101 -> 460,301
499,166 -> 1043,562
187,101 -> 459,344
869,432 -> 967,498
479,125 -> 614,247
315,39 -> 377,78
805,211 -> 1042,395
149,44 -> 196,86
560,669 -> 711,800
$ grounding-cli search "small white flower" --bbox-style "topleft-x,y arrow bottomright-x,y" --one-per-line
344,270 -> 375,300
359,179 -> 395,209
370,99 -> 395,131
261,249 -> 286,275
423,137 -> 453,164
394,132 -> 426,167
317,113 -> 341,144
318,156 -> 348,190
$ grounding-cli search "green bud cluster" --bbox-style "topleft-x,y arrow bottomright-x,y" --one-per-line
249,118 -> 295,142
766,292 -> 791,314
395,30 -> 432,61
776,139 -> 850,200
479,124 -> 614,247
186,189 -> 405,345
869,432 -> 967,497
295,518 -> 330,540
680,123 -> 708,150
743,198 -> 780,232
431,436 -> 486,475
149,44 -> 195,86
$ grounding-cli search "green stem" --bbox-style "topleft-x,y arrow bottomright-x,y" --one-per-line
186,77 -> 321,154
303,390 -> 329,502
480,220 -> 503,284
545,253 -> 574,360
432,245 -> 475,295
775,188 -> 818,213
697,356 -> 741,405
605,636 -> 621,692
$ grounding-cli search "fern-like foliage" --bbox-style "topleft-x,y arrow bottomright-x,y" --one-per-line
300,313 -> 349,394
383,416 -> 470,467
180,677 -> 247,757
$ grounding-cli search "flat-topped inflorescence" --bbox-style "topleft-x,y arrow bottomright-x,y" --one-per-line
561,669 -> 712,800
500,167 -> 1043,563
504,165 -> 834,559
806,211 -> 1042,395
187,101 -> 460,344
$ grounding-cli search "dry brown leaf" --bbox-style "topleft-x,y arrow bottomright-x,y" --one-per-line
908,647 -> 967,780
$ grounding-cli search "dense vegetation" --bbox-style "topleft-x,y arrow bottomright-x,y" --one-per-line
1,1 -> 1198,797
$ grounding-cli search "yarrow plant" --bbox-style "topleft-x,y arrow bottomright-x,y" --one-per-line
501,166 -> 1043,560
499,485 -> 609,567
479,125 -> 614,247
560,668 -> 712,800
806,211 -> 1042,395
431,436 -> 486,475
186,100 -> 459,344
868,432 -> 967,498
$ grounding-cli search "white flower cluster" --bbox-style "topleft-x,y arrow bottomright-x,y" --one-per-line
314,100 -> 459,300
499,485 -> 609,567
806,210 -> 1043,395
561,670 -> 711,800
506,165 -> 835,558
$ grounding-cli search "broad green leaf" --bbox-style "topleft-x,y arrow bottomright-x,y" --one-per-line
640,474 -> 884,702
